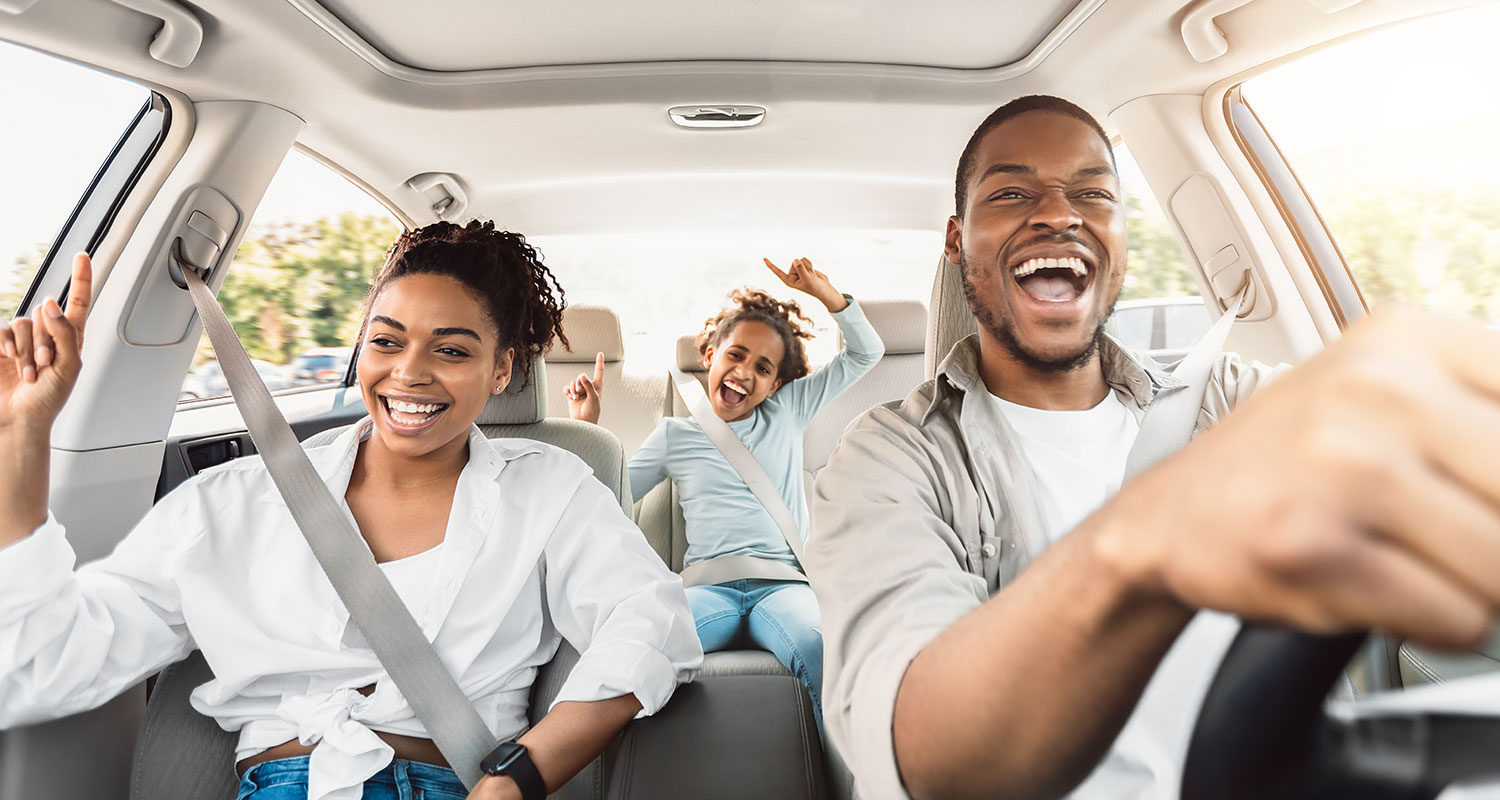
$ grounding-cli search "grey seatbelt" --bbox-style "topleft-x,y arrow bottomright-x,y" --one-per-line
177,254 -> 492,789
1123,284 -> 1252,480
669,368 -> 809,587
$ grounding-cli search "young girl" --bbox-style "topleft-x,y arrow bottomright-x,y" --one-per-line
0,221 -> 702,800
566,257 -> 884,727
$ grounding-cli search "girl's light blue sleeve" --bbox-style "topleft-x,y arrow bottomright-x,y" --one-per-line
627,420 -> 672,504
783,297 -> 886,423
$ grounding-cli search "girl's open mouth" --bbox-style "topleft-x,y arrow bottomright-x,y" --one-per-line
717,381 -> 748,409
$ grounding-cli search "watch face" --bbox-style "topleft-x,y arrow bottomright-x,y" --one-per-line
482,742 -> 527,775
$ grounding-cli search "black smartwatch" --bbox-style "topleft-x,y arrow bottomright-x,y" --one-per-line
481,740 -> 546,800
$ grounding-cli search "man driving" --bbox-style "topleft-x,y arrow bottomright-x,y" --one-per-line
809,94 -> 1500,800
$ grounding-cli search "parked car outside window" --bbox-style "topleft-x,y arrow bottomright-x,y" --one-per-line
290,346 -> 353,385
178,359 -> 296,402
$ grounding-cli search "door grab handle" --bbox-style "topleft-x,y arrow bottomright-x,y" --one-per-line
407,173 -> 469,223
108,0 -> 203,68
1180,0 -> 1255,63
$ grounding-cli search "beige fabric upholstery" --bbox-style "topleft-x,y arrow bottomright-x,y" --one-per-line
635,480 -> 684,570
545,306 -> 669,458
670,334 -> 710,417
482,419 -> 629,513
804,299 -> 927,476
551,305 -> 626,362
480,359 -> 549,425
856,297 -> 927,354
639,335 -> 708,570
675,334 -> 706,375
925,253 -> 978,380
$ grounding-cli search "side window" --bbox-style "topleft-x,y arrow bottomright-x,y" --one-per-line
1112,305 -> 1156,351
0,41 -> 152,314
1111,143 -> 1209,358
178,151 -> 402,403
1241,4 -> 1500,323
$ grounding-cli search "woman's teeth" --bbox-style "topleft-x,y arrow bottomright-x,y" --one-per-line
1012,256 -> 1088,279
384,397 -> 447,424
390,400 -> 443,414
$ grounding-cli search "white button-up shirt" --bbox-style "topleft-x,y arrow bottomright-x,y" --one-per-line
0,420 -> 703,800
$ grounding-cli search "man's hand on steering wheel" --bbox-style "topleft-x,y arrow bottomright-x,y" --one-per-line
1102,307 -> 1500,651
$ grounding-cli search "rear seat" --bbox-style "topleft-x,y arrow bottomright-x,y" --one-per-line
544,305 -> 681,564
513,300 -> 928,800
544,305 -> 668,458
802,299 -> 927,482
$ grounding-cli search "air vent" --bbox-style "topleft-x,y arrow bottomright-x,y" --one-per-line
668,105 -> 766,129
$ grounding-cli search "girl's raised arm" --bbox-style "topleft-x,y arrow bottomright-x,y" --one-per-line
763,257 -> 849,313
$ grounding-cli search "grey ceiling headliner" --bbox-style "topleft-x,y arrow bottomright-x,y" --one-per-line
1,0 -> 1478,235
309,0 -> 1085,73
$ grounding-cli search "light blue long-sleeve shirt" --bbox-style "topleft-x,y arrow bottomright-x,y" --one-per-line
629,299 -> 885,568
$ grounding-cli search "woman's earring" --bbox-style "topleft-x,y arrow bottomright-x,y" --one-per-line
493,386 -> 503,394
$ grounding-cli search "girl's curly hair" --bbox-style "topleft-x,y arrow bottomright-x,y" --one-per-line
696,288 -> 814,385
357,220 -> 567,386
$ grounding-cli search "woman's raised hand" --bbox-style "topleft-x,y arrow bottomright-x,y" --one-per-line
763,257 -> 847,312
564,352 -> 605,425
0,253 -> 92,434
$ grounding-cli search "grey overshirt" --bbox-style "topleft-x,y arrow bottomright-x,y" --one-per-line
807,333 -> 1277,799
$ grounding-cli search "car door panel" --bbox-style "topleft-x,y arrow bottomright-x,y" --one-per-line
2,99 -> 303,800
159,386 -> 367,498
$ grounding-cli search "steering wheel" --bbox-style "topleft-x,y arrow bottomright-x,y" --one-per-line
1181,625 -> 1500,800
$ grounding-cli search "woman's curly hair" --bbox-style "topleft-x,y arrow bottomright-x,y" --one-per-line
696,288 -> 814,385
357,220 -> 567,386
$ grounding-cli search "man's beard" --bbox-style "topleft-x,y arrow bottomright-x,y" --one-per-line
959,252 -> 1107,375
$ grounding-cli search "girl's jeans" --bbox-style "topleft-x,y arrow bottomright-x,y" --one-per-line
686,578 -> 823,730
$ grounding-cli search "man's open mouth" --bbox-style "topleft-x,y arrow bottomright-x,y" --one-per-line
380,396 -> 450,429
717,379 -> 749,409
1011,256 -> 1093,303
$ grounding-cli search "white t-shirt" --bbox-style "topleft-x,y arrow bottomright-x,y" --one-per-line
989,391 -> 1138,543
991,390 -> 1241,800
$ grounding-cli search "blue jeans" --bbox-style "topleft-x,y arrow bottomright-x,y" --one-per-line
236,755 -> 467,799
686,578 -> 823,730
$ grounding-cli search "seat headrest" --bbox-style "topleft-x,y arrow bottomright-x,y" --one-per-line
479,359 -> 548,425
925,253 -> 978,379
850,299 -> 927,355
550,305 -> 625,363
676,334 -> 705,373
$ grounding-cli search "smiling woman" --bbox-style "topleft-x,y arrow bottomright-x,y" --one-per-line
0,219 -> 704,800
349,222 -> 570,529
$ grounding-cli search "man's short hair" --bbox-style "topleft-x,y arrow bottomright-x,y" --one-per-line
953,95 -> 1117,218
